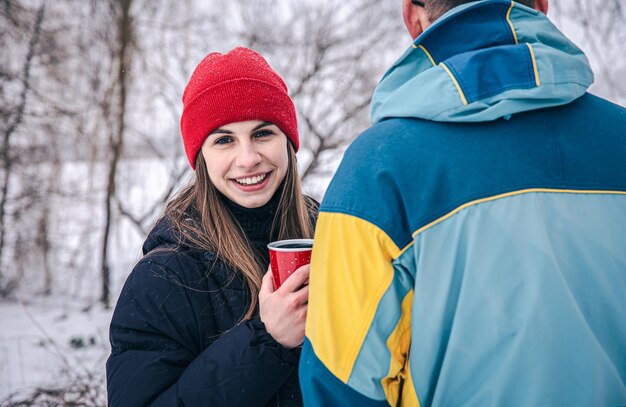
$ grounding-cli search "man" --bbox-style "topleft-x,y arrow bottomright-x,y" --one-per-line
299,0 -> 626,405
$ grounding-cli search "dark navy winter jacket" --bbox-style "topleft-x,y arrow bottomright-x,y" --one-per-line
107,197 -> 316,406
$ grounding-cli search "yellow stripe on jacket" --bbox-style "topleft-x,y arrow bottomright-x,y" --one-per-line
307,212 -> 401,383
383,289 -> 420,406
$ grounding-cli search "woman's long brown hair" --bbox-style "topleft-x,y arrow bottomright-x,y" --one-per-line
163,142 -> 314,319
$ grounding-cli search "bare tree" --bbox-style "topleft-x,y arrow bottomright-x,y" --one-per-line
98,0 -> 135,308
0,1 -> 45,296
111,0 -> 206,237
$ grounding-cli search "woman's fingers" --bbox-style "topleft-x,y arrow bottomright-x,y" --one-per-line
258,264 -> 309,348
292,283 -> 309,305
259,268 -> 275,299
278,264 -> 310,293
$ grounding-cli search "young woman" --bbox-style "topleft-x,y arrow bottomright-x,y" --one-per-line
106,47 -> 317,407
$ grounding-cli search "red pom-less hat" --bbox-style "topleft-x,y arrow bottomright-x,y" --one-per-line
180,47 -> 299,169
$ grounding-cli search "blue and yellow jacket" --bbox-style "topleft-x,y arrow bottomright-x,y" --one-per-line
300,1 -> 626,406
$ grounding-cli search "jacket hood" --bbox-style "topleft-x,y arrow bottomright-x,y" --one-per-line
371,0 -> 593,124
142,216 -> 182,255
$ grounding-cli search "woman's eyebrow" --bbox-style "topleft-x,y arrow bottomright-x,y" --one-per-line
209,128 -> 232,135
210,122 -> 273,135
252,121 -> 273,131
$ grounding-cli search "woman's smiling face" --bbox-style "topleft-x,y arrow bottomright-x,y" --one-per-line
200,120 -> 289,208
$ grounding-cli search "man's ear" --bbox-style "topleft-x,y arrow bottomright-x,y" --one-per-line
534,0 -> 549,14
402,0 -> 426,40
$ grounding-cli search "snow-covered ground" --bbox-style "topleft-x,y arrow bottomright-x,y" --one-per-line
0,159 -> 168,404
0,297 -> 111,403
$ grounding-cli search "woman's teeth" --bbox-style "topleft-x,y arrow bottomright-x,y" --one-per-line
235,174 -> 267,185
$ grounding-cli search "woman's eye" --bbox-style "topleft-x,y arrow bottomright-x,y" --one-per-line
215,136 -> 233,145
254,129 -> 273,139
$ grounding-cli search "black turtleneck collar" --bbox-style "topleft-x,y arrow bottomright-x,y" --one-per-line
219,185 -> 283,267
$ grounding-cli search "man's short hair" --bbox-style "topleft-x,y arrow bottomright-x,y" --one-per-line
425,0 -> 535,21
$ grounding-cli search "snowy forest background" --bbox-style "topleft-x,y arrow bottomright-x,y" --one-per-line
1,0 -> 624,405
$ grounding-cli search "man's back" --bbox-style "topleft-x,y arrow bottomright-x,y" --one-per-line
302,94 -> 626,407
300,1 -> 626,405
313,93 -> 626,405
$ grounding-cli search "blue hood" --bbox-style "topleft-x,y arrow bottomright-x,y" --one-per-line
371,0 -> 594,123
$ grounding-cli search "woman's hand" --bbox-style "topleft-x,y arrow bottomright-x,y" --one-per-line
259,264 -> 309,349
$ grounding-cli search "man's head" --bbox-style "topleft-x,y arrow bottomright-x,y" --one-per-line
402,0 -> 549,39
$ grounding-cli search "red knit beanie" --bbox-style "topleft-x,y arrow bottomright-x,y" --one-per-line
180,47 -> 299,169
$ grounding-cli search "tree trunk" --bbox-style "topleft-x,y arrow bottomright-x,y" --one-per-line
0,3 -> 45,293
100,0 -> 133,308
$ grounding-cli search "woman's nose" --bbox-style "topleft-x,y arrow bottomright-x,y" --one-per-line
235,144 -> 262,168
